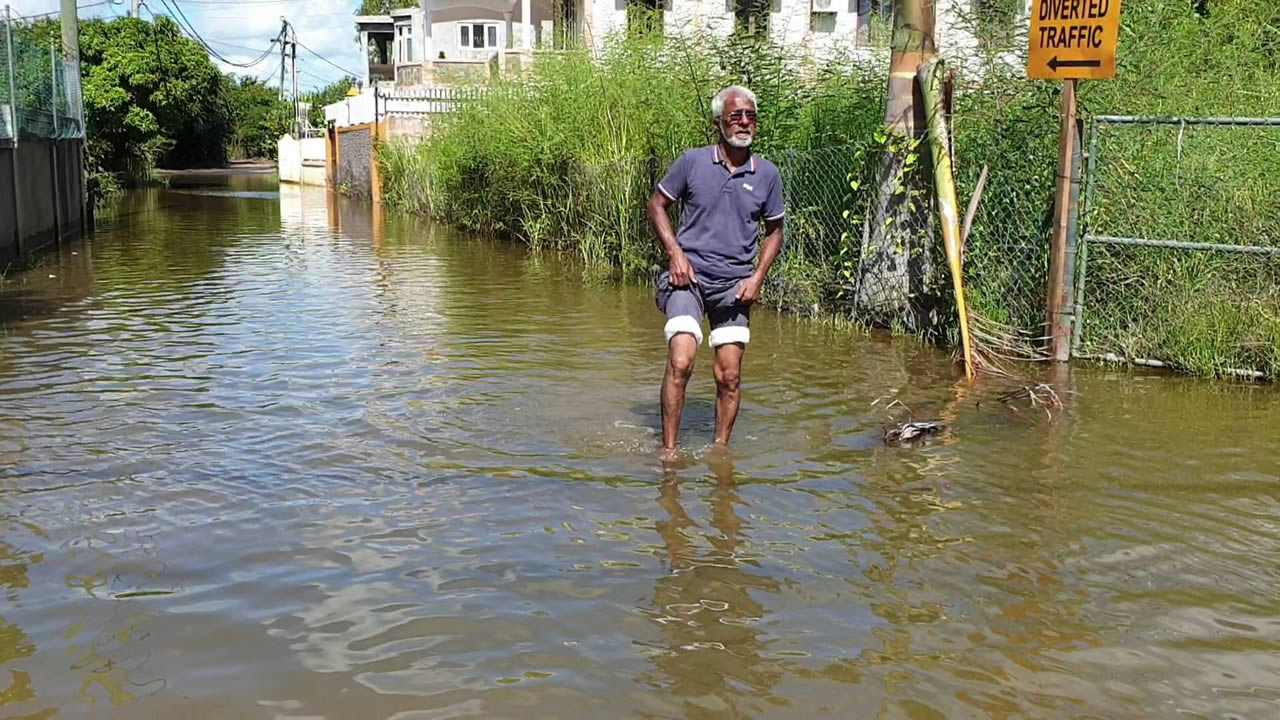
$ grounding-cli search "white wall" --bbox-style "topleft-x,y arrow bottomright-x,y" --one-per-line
664,0 -> 734,40
436,18 -> 508,60
277,136 -> 327,186
583,0 -> 985,66
587,0 -> 628,51
324,90 -> 377,128
936,0 -> 982,73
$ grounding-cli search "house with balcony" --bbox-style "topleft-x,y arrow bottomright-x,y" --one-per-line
354,0 -> 563,89
353,0 -> 1010,89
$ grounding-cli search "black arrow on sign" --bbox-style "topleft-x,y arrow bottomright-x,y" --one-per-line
1048,56 -> 1102,71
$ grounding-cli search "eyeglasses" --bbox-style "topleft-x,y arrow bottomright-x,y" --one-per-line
724,110 -> 758,124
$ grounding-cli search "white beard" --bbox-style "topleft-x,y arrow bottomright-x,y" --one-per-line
722,129 -> 754,149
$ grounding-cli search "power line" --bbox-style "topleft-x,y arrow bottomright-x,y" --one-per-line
298,67 -> 339,86
251,60 -> 278,83
293,37 -> 359,79
19,0 -> 116,19
157,0 -> 278,68
207,37 -> 273,54
178,0 -> 304,4
194,9 -> 357,19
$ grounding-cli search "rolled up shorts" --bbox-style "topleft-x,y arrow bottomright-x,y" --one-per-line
655,271 -> 751,347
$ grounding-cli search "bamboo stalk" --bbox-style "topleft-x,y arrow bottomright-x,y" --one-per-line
961,163 -> 989,247
918,57 -> 974,379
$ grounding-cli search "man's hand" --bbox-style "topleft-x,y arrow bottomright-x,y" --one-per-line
649,190 -> 696,287
668,251 -> 696,288
736,218 -> 783,306
735,274 -> 764,305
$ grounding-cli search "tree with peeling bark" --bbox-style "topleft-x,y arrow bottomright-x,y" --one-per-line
855,0 -> 945,335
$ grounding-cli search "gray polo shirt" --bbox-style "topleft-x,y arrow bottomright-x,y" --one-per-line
657,145 -> 785,283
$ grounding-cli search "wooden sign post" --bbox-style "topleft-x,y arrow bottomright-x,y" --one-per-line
1029,0 -> 1123,361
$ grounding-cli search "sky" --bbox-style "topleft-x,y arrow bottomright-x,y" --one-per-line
10,0 -> 366,91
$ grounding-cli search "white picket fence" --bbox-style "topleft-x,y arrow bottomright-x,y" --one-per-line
380,87 -> 489,117
324,87 -> 489,128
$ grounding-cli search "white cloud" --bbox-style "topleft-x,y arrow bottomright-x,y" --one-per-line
11,0 -> 365,91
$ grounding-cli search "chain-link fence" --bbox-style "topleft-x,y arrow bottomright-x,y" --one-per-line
771,144 -> 945,328
495,141 -> 1050,346
1074,117 -> 1280,379
1,8 -> 85,141
383,128 -> 1052,349
768,142 -> 1047,347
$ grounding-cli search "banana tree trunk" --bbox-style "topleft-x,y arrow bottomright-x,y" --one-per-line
856,0 -> 944,334
918,56 -> 974,378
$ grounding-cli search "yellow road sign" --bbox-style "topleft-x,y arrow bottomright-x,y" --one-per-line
1028,0 -> 1123,80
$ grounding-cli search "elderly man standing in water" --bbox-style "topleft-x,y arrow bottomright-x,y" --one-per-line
646,86 -> 785,460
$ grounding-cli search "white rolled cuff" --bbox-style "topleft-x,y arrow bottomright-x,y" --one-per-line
664,315 -> 703,345
709,325 -> 750,347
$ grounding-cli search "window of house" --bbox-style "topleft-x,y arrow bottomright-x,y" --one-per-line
396,24 -> 415,63
855,0 -> 892,47
731,0 -> 773,36
460,23 -> 501,49
626,0 -> 665,38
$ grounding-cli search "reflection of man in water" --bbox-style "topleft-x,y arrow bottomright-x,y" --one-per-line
647,86 -> 786,459
646,459 -> 782,711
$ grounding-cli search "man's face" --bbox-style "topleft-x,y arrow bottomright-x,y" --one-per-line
718,94 -> 757,149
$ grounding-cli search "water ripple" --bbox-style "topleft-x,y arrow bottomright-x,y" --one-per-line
0,182 -> 1277,718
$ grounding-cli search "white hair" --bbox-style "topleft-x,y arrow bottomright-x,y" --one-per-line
711,86 -> 757,120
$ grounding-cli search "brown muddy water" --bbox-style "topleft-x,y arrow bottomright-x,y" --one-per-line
1,174 -> 1278,719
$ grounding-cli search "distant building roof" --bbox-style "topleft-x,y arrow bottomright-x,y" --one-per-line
354,14 -> 395,31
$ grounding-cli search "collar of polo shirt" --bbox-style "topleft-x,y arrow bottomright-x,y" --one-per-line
711,145 -> 756,174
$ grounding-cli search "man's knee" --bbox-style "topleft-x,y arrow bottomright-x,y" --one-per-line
667,345 -> 696,380
714,362 -> 740,391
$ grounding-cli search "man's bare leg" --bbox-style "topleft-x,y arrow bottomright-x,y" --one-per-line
661,334 -> 698,458
712,342 -> 744,446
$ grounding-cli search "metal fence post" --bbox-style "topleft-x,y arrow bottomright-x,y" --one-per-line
1046,79 -> 1079,362
50,39 -> 63,247
4,5 -> 23,257
1071,116 -> 1100,355
1059,115 -> 1083,358
782,148 -> 793,205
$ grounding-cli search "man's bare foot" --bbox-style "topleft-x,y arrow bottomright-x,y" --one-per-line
659,446 -> 681,463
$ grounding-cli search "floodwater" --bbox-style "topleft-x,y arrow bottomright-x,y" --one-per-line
1,173 -> 1279,720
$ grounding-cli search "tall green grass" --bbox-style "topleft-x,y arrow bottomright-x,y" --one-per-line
378,1 -> 1280,378
379,26 -> 887,280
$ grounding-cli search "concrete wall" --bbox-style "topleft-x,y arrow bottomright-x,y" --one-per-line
337,126 -> 375,199
0,145 -> 16,262
326,90 -> 378,129
278,135 -> 328,186
588,0 -> 627,48
583,0 -> 982,67
1,138 -> 84,265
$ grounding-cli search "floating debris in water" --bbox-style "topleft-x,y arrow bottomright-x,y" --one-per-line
992,383 -> 1068,420
882,421 -> 945,445
873,397 -> 946,445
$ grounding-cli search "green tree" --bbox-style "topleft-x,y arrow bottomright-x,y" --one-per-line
355,0 -> 418,15
305,76 -> 353,127
225,76 -> 293,160
79,16 -> 232,173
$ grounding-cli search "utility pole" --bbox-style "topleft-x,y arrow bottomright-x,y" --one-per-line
278,19 -> 288,102
290,29 -> 299,136
131,0 -> 140,18
5,5 -> 25,255
61,0 -> 79,63
59,0 -> 87,235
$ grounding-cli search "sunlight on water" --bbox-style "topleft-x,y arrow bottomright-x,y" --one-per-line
0,174 -> 1278,719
